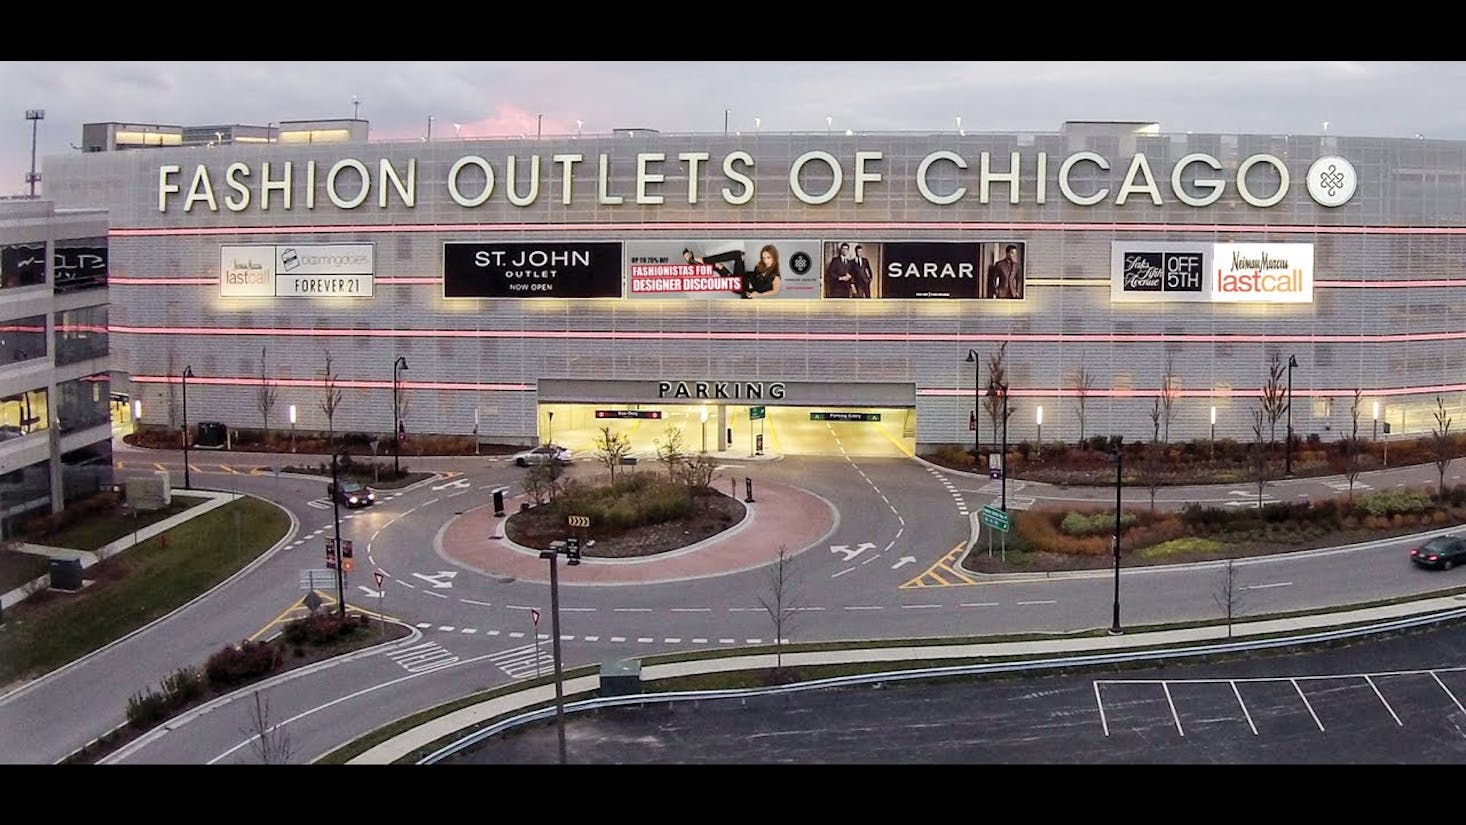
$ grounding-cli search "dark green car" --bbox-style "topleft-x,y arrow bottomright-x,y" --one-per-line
1411,536 -> 1466,570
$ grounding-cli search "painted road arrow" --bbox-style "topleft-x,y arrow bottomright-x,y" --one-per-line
432,478 -> 472,491
413,571 -> 459,589
891,556 -> 917,569
357,585 -> 383,598
830,542 -> 877,562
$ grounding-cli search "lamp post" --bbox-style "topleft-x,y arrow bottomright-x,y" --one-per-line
539,538 -> 581,764
1109,437 -> 1124,635
1035,405 -> 1044,458
985,381 -> 1008,512
25,109 -> 44,198
289,404 -> 297,452
181,366 -> 194,489
700,406 -> 709,453
965,350 -> 980,457
330,446 -> 349,618
1285,354 -> 1299,476
392,356 -> 408,478
547,410 -> 554,446
1210,405 -> 1217,460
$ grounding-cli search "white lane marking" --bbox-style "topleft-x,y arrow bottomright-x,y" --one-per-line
1095,682 -> 1110,737
1245,581 -> 1294,590
487,630 -> 499,636
670,608 -> 712,613
610,636 -> 626,643
562,607 -> 597,613
789,607 -> 825,612
727,607 -> 762,612
1017,600 -> 1057,606
719,638 -> 735,644
425,591 -> 448,599
665,638 -> 682,644
508,632 -> 525,638
614,608 -> 653,613
861,555 -> 881,565
636,637 -> 654,643
437,626 -> 455,632
1291,679 -> 1325,731
960,602 -> 1000,607
746,639 -> 762,644
461,599 -> 492,607
843,606 -> 883,611
507,604 -> 534,611
460,628 -> 477,634
1231,681 -> 1258,735
1162,682 -> 1184,737
831,568 -> 855,579
692,638 -> 708,643
560,635 -> 574,641
399,581 -> 417,590
1432,671 -> 1466,717
583,636 -> 599,642
900,604 -> 942,609
414,623 -> 432,628
1364,675 -> 1403,727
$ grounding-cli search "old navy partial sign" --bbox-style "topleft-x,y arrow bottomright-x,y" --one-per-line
658,381 -> 787,400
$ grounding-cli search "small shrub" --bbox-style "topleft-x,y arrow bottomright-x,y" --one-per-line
931,444 -> 976,469
126,688 -> 169,729
205,640 -> 282,689
159,666 -> 204,709
1356,489 -> 1431,518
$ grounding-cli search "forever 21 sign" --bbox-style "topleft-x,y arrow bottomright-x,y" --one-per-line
443,241 -> 623,299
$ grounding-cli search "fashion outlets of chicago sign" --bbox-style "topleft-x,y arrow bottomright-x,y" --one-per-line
154,150 -> 1359,212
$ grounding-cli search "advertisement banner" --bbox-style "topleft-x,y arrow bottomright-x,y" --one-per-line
823,241 -> 1027,299
220,243 -> 375,298
53,238 -> 109,293
444,242 -> 622,299
624,240 -> 821,300
1211,242 -> 1314,304
1110,242 -> 1211,303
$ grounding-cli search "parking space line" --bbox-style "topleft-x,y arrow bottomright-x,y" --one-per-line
1431,672 -> 1466,717
1162,682 -> 1184,736
1291,679 -> 1325,731
1364,675 -> 1403,726
1094,682 -> 1110,737
1231,681 -> 1258,736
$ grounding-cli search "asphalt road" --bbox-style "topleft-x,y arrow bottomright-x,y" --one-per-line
445,620 -> 1466,764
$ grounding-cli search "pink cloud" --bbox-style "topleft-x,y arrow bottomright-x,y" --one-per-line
371,105 -> 575,141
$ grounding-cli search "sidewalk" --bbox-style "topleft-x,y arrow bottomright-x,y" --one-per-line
347,591 -> 1466,764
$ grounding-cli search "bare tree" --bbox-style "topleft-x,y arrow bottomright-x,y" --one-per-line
394,386 -> 411,440
1072,361 -> 1095,446
1148,397 -> 1162,443
1431,396 -> 1454,501
1343,389 -> 1363,502
756,545 -> 802,677
1250,406 -> 1270,508
983,343 -> 1015,447
1159,354 -> 1180,443
655,427 -> 687,484
521,461 -> 562,505
255,346 -> 278,444
242,690 -> 293,765
594,425 -> 632,485
165,350 -> 180,429
318,350 -> 345,447
1260,352 -> 1288,445
1212,559 -> 1246,639
681,453 -> 719,492
1141,441 -> 1165,515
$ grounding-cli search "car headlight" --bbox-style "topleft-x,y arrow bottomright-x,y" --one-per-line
367,493 -> 375,501
348,496 -> 359,504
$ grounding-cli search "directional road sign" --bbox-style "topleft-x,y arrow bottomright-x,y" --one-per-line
980,504 -> 1010,534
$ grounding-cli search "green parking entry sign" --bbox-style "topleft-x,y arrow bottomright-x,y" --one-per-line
750,406 -> 766,420
810,411 -> 881,422
980,505 -> 1010,533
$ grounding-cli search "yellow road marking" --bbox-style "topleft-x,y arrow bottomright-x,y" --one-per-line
153,463 -> 167,471
116,461 -> 126,469
188,464 -> 202,473
901,543 -> 979,589
876,416 -> 915,457
219,465 -> 238,474
249,467 -> 265,476
937,562 -> 978,585
248,594 -> 334,642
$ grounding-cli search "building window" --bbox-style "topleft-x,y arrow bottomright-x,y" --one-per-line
62,441 -> 114,507
0,315 -> 47,366
0,459 -> 52,538
0,387 -> 48,442
54,237 -> 108,293
57,374 -> 110,434
54,305 -> 109,366
1,241 -> 47,290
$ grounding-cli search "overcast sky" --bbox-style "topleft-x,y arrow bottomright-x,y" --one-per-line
4,61 -> 1466,197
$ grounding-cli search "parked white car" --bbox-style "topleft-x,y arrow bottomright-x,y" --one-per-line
513,445 -> 573,467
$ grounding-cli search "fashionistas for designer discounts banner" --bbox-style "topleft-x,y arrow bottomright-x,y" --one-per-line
624,240 -> 823,300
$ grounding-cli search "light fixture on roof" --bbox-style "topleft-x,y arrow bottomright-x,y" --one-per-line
453,122 -> 463,138
956,115 -> 964,136
845,128 -> 853,136
754,116 -> 761,132
826,115 -> 832,135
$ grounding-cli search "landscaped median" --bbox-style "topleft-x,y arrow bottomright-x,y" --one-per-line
321,584 -> 1466,765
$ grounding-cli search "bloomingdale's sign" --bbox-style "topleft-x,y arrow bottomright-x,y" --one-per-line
155,151 -> 1359,213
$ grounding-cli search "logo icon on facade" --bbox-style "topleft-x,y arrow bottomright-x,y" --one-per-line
1306,156 -> 1357,207
789,250 -> 812,275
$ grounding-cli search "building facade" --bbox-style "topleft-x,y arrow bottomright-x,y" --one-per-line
39,123 -> 1466,457
0,198 -> 113,535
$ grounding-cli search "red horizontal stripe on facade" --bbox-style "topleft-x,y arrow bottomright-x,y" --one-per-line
104,277 -> 1466,289
132,375 -> 532,391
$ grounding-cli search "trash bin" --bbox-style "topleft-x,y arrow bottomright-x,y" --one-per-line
599,659 -> 642,698
196,421 -> 228,448
49,558 -> 83,591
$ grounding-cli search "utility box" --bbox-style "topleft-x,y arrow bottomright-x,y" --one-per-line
196,421 -> 228,448
599,659 -> 642,698
126,472 -> 172,511
49,558 -> 83,591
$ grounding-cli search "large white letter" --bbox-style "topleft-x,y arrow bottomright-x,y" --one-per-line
597,153 -> 623,205
680,151 -> 709,203
721,151 -> 754,205
158,164 -> 181,212
853,151 -> 882,203
305,161 -> 317,209
326,159 -> 370,209
916,151 -> 967,205
552,153 -> 582,205
789,151 -> 842,205
1237,153 -> 1290,207
184,165 -> 218,212
1115,153 -> 1163,205
636,152 -> 665,205
260,161 -> 292,210
506,155 -> 541,207
1036,152 -> 1048,204
1170,152 -> 1225,207
377,158 -> 416,208
223,162 -> 251,212
980,151 -> 1021,204
448,155 -> 495,207
1058,151 -> 1110,206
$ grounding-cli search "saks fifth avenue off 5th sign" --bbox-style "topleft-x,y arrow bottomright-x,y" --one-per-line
1111,242 -> 1314,303
155,152 -> 1360,213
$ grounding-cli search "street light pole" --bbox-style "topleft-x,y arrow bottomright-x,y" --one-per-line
547,410 -> 554,446
539,538 -> 581,764
181,366 -> 194,489
393,356 -> 408,478
1285,354 -> 1298,476
331,446 -> 348,618
966,350 -> 980,457
987,381 -> 1008,511
1110,436 -> 1124,635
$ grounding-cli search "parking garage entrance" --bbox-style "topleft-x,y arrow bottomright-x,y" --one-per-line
535,379 -> 916,459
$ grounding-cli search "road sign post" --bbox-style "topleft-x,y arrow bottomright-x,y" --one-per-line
374,568 -> 385,637
531,607 -> 542,678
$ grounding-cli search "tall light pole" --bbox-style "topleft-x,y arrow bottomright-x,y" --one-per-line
426,115 -> 434,141
825,115 -> 832,135
965,350 -> 980,457
986,381 -> 1008,512
25,110 -> 44,197
181,366 -> 194,489
537,114 -> 543,139
352,96 -> 361,120
700,406 -> 709,453
1110,437 -> 1124,635
1035,405 -> 1044,458
540,538 -> 581,764
547,410 -> 554,446
1285,354 -> 1299,476
393,356 -> 408,478
289,404 -> 297,452
330,446 -> 349,618
1210,405 -> 1217,459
